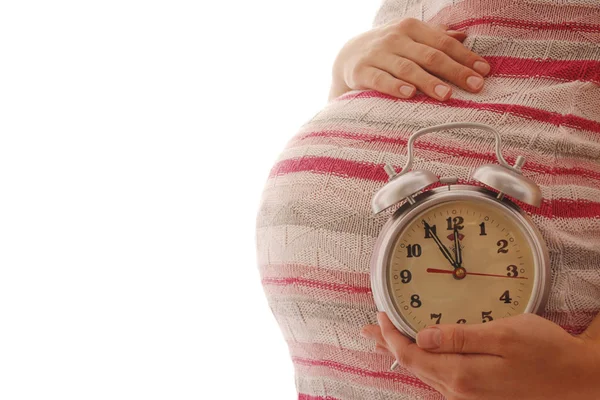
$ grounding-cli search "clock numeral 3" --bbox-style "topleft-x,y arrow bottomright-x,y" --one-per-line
406,244 -> 422,258
482,311 -> 493,323
430,313 -> 442,324
410,294 -> 422,308
506,265 -> 518,277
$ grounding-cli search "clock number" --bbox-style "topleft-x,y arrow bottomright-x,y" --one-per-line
482,311 -> 493,323
499,290 -> 512,304
507,265 -> 518,277
479,222 -> 487,236
457,319 -> 467,324
410,294 -> 422,308
400,269 -> 412,283
424,224 -> 437,239
497,240 -> 509,253
406,244 -> 422,258
446,216 -> 464,230
430,313 -> 442,324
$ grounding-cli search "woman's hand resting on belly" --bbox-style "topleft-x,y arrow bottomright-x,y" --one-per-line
329,17 -> 491,102
362,313 -> 600,399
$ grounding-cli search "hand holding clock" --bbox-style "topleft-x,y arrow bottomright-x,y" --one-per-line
361,312 -> 600,399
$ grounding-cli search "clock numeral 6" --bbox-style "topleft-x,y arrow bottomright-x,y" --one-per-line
406,244 -> 422,258
430,313 -> 442,324
410,294 -> 422,308
482,311 -> 493,323
456,319 -> 467,324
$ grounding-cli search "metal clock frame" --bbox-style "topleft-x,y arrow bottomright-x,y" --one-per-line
370,184 -> 551,339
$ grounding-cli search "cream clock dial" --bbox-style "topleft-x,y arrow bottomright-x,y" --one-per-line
388,199 -> 535,332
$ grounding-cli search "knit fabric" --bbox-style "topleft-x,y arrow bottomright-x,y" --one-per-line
256,0 -> 600,398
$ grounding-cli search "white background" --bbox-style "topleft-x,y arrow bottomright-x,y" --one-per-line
0,1 -> 377,399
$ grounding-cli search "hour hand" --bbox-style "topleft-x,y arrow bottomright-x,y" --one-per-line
422,220 -> 457,268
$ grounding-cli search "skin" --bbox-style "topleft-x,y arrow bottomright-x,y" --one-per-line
361,312 -> 600,399
329,17 -> 491,102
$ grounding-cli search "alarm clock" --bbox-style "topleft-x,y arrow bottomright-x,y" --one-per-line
369,122 -> 550,370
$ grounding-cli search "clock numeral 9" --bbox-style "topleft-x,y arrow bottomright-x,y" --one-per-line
399,269 -> 412,283
406,244 -> 422,258
497,240 -> 509,253
430,313 -> 442,324
482,311 -> 493,323
506,265 -> 518,277
446,216 -> 464,230
456,319 -> 467,324
410,294 -> 422,308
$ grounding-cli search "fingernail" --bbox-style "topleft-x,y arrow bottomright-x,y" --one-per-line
434,84 -> 450,99
417,328 -> 441,349
473,60 -> 490,75
360,328 -> 372,338
375,346 -> 388,354
399,85 -> 414,97
466,75 -> 484,90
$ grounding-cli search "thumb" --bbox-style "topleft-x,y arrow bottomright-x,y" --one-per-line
416,322 -> 507,356
579,311 -> 600,342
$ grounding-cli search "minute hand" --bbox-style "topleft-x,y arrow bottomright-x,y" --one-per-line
422,220 -> 457,269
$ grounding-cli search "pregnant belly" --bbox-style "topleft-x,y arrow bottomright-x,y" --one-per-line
256,89 -> 600,399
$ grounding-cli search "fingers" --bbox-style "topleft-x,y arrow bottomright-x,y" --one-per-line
400,41 -> 485,94
368,53 -> 452,101
416,321 -> 510,356
579,310 -> 600,343
409,20 -> 490,76
377,312 -> 427,368
356,66 -> 416,99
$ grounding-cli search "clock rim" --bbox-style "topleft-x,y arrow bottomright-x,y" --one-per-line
370,185 -> 551,339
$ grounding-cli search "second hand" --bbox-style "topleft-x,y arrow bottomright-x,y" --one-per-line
426,268 -> 528,280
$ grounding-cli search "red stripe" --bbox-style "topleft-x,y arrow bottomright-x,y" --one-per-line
337,91 -> 600,135
450,17 -> 600,34
269,156 -> 600,218
486,57 -> 600,84
299,395 -> 340,400
291,129 -> 600,182
292,357 -> 433,390
262,277 -> 372,294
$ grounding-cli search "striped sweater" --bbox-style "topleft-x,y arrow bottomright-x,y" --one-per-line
255,0 -> 600,398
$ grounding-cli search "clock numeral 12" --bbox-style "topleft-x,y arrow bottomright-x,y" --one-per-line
446,216 -> 464,230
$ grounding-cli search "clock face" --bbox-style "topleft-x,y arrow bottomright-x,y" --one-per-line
387,199 -> 536,332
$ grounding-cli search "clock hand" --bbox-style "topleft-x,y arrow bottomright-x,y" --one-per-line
453,227 -> 462,267
426,268 -> 528,280
422,220 -> 457,268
